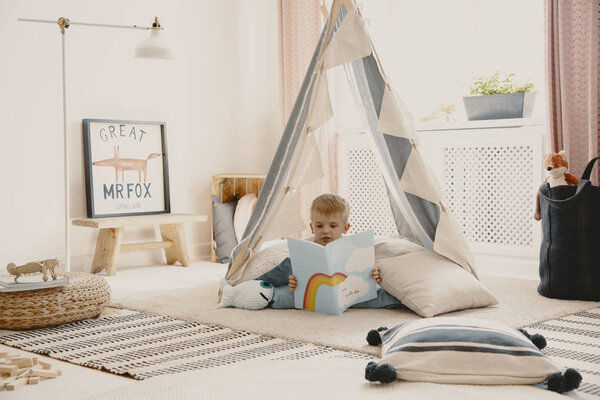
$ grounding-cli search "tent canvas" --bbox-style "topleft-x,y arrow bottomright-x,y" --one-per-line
226,0 -> 476,284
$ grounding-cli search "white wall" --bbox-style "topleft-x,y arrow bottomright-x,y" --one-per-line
0,0 -> 282,270
335,0 -> 545,124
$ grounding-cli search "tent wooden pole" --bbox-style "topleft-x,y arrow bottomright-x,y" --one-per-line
317,0 -> 343,59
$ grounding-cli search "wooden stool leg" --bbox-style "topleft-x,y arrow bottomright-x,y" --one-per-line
91,227 -> 124,275
160,223 -> 189,266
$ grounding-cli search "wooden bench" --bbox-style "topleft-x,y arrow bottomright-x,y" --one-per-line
72,213 -> 207,275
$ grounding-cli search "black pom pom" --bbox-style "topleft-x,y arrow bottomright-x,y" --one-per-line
378,364 -> 397,383
518,328 -> 547,350
377,326 -> 388,332
365,361 -> 379,381
563,368 -> 582,391
530,333 -> 547,350
547,372 -> 563,393
366,329 -> 382,346
365,362 -> 396,384
547,369 -> 582,393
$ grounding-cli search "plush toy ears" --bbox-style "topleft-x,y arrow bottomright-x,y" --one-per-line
558,149 -> 567,158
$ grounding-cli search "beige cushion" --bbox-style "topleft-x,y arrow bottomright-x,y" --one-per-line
239,241 -> 289,283
373,317 -> 559,385
374,237 -> 424,260
377,250 -> 497,317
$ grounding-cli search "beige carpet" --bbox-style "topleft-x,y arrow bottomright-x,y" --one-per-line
106,261 -> 599,356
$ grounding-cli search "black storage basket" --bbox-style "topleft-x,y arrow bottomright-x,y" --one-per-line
538,156 -> 600,301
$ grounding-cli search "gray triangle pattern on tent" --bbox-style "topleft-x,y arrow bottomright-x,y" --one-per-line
405,193 -> 440,241
362,54 -> 386,116
382,134 -> 413,181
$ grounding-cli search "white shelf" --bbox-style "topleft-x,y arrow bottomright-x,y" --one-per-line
417,117 -> 546,132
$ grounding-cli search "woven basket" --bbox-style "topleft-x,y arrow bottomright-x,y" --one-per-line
0,272 -> 110,330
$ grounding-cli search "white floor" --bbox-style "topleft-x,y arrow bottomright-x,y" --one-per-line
0,256 -> 540,399
0,343 -> 131,399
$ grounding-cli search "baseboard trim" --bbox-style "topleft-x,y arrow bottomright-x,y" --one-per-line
68,242 -> 213,273
473,253 -> 539,280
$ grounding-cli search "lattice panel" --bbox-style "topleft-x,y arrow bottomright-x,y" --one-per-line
443,145 -> 535,248
346,148 -> 398,237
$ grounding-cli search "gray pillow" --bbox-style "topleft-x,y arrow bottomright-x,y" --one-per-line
212,195 -> 238,263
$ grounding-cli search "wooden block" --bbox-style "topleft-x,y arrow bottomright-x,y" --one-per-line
39,360 -> 52,370
6,377 -> 27,390
0,365 -> 17,375
12,357 -> 35,368
0,352 -> 7,358
16,367 -> 31,377
30,368 -> 59,378
1,375 -> 16,389
28,376 -> 40,385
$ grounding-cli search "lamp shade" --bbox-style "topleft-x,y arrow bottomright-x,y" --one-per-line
135,29 -> 174,59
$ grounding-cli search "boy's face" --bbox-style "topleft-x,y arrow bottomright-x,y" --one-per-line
310,211 -> 350,246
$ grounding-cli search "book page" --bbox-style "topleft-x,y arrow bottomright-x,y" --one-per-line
287,238 -> 335,312
287,231 -> 376,315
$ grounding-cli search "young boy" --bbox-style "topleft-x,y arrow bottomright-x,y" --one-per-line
255,193 -> 402,309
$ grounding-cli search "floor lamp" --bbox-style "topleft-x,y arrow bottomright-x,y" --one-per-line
17,16 -> 174,272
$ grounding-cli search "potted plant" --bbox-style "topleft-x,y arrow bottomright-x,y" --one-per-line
463,71 -> 536,120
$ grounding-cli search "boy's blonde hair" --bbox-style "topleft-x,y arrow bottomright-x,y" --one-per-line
310,193 -> 350,223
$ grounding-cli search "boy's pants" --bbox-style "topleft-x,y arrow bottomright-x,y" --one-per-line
256,257 -> 403,309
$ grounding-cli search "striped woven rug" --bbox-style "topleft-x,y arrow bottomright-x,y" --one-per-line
527,309 -> 600,398
0,308 -> 598,398
0,309 -> 371,380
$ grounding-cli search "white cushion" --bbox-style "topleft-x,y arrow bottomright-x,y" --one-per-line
239,241 -> 290,283
371,317 -> 559,385
233,193 -> 257,243
377,250 -> 497,317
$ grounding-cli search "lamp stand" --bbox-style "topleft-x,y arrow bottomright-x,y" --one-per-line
59,19 -> 71,272
18,16 -> 172,273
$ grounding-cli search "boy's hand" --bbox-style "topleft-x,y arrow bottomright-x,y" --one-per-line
289,275 -> 297,292
370,267 -> 382,284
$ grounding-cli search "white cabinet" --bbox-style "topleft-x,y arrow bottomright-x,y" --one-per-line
418,118 -> 545,258
336,118 -> 545,259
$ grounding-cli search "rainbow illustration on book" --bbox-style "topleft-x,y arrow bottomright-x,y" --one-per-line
303,272 -> 347,310
288,231 -> 376,316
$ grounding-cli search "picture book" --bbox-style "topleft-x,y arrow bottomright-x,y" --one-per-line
0,276 -> 68,293
287,230 -> 376,316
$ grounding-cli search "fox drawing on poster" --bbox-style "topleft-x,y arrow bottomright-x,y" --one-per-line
93,146 -> 162,183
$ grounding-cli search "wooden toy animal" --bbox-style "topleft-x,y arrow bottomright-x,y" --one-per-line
6,258 -> 59,282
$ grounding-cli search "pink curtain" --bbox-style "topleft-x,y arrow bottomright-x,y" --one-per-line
545,0 -> 600,183
279,1 -> 336,229
279,0 -> 322,120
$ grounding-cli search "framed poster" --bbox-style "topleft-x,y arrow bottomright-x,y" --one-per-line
82,119 -> 170,218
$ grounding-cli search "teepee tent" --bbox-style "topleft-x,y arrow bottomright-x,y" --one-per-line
226,0 -> 476,284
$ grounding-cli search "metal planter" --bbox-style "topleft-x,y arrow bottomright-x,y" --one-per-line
462,92 -> 536,120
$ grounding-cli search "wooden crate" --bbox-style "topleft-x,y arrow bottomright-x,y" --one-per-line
211,174 -> 266,262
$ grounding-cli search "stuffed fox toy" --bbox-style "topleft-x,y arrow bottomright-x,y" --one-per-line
534,150 -> 579,220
